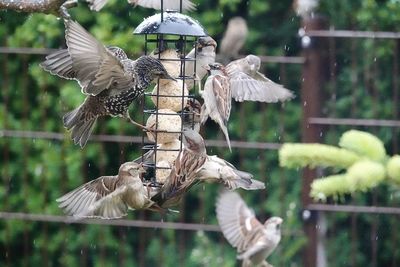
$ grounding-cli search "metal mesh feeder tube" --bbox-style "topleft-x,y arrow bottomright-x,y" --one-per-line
134,9 -> 207,195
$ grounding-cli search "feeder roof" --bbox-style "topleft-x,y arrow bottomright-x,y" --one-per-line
134,11 -> 207,36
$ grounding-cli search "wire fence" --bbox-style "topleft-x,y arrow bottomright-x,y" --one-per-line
1,17 -> 400,267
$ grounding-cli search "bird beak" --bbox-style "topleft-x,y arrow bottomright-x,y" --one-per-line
159,73 -> 177,81
138,163 -> 146,174
202,65 -> 211,71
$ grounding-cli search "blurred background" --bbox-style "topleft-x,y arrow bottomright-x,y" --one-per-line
1,0 -> 400,266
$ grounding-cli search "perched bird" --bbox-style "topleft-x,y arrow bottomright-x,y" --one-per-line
41,20 -> 174,147
56,162 -> 160,219
226,55 -> 294,103
184,36 -> 217,90
153,130 -> 264,207
154,129 -> 207,207
220,17 -> 248,61
197,155 -> 265,191
216,191 -> 283,267
180,98 -> 202,132
86,0 -> 196,12
200,63 -> 232,151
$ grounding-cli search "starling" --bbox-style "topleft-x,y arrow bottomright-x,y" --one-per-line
41,20 -> 174,147
216,191 -> 283,267
200,62 -> 232,151
56,162 -> 162,219
86,0 -> 196,12
184,36 -> 217,90
226,55 -> 294,103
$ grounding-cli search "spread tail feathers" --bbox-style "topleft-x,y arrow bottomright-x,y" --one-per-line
63,106 -> 97,148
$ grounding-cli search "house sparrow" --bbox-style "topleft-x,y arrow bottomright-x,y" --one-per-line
86,0 -> 196,12
180,98 -> 202,132
57,162 -> 161,219
200,62 -> 232,151
226,55 -> 294,103
197,155 -> 265,190
220,17 -> 248,60
41,20 -> 174,147
184,36 -> 217,90
154,129 -> 207,207
216,191 -> 283,267
153,130 -> 264,207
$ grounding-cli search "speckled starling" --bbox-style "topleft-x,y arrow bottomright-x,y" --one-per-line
41,20 -> 174,147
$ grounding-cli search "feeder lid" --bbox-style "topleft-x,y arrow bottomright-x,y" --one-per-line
134,11 -> 208,36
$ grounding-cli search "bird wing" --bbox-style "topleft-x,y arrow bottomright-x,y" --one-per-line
65,20 -> 135,96
216,191 -> 263,251
129,0 -> 196,11
57,175 -> 128,218
40,49 -> 75,79
86,0 -> 109,11
227,63 -> 294,103
78,185 -> 130,219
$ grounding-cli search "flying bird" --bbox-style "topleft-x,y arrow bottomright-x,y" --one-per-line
226,55 -> 294,103
220,17 -> 248,61
184,36 -> 217,90
200,62 -> 232,151
41,19 -> 174,147
197,155 -> 265,191
86,0 -> 196,12
57,162 -> 161,219
216,191 -> 283,267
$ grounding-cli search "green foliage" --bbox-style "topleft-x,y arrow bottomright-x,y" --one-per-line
1,0 -> 400,266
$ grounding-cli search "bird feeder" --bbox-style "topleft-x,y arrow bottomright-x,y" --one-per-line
134,9 -> 207,186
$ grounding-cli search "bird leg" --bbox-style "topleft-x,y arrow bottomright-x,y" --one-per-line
123,111 -> 156,138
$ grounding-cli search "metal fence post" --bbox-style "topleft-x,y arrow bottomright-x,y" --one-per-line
300,15 -> 329,267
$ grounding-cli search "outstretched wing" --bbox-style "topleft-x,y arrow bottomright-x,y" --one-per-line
65,20 -> 135,95
227,57 -> 294,103
57,175 -> 128,218
216,191 -> 264,252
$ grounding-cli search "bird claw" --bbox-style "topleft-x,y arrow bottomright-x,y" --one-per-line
58,0 -> 77,20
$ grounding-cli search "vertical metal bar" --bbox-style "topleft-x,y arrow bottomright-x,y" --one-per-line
328,28 -> 337,116
21,54 -> 30,267
79,150 -> 88,267
392,40 -> 399,153
391,41 -> 400,267
350,32 -> 358,117
300,16 -> 328,267
351,211 -> 357,267
371,39 -> 379,267
39,64 -> 49,267
118,122 -> 126,266
1,38 -> 11,267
